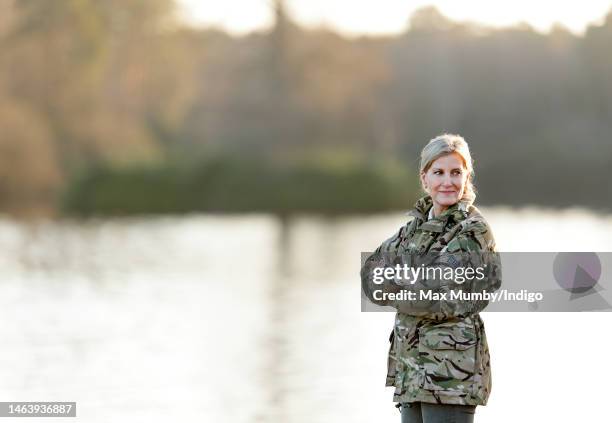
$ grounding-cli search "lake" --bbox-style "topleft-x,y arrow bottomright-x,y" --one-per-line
1,206 -> 611,422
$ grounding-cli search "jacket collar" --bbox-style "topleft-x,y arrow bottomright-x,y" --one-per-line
407,195 -> 471,227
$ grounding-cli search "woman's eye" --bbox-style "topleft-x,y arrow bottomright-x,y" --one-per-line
452,170 -> 462,175
434,171 -> 442,175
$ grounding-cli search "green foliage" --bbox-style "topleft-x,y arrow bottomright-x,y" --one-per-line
62,155 -> 418,216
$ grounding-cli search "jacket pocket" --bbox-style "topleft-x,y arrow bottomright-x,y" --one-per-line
418,321 -> 477,392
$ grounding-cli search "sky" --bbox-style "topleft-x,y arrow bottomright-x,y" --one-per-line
177,0 -> 612,37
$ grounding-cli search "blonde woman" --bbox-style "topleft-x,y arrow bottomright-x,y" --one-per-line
362,134 -> 501,423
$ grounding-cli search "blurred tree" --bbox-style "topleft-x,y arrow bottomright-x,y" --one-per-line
0,100 -> 61,215
3,0 -> 183,167
1,2 -> 612,215
583,10 -> 612,119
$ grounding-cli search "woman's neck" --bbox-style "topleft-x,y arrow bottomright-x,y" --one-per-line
432,204 -> 449,218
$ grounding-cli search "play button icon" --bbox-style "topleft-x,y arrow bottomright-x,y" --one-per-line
553,252 -> 601,294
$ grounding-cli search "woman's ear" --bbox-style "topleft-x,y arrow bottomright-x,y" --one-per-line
420,172 -> 428,191
463,169 -> 472,191
458,170 -> 470,198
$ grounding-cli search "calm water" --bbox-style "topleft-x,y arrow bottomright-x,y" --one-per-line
1,207 -> 611,422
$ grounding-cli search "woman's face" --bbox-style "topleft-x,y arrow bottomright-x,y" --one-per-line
420,152 -> 468,213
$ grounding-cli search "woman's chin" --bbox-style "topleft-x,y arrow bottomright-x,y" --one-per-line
435,196 -> 459,206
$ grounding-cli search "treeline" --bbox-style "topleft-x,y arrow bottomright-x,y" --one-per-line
0,1 -> 611,216
63,154 -> 414,215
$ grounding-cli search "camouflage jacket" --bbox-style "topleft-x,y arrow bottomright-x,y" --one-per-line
361,195 -> 501,406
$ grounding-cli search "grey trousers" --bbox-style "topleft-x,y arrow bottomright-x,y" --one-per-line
400,402 -> 476,423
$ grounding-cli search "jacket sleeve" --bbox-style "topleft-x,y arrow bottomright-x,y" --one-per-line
362,217 -> 502,319
360,220 -> 413,307
425,219 -> 502,319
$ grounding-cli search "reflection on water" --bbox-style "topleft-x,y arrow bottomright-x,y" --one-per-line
1,207 -> 612,422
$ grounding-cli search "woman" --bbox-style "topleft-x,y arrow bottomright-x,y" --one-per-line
361,134 -> 501,423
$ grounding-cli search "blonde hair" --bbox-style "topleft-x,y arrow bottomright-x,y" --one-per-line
419,133 -> 476,205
